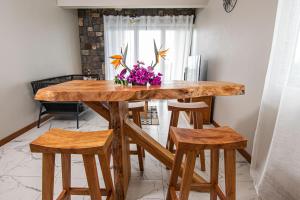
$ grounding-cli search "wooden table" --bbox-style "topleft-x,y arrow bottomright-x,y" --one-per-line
35,80 -> 245,200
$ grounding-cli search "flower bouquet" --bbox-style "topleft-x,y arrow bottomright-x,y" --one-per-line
110,40 -> 168,86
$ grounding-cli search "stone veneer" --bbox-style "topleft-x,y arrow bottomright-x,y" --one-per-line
78,9 -> 196,79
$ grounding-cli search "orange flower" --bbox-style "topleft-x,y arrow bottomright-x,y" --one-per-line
110,54 -> 123,69
157,49 -> 169,63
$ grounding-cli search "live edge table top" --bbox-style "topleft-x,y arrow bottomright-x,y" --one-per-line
35,80 -> 245,102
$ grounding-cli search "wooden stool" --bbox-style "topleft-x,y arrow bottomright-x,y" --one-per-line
30,128 -> 114,200
167,126 -> 247,200
166,100 -> 209,171
128,101 -> 146,171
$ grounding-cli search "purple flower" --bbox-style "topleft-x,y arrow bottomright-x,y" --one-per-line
149,75 -> 162,85
117,68 -> 128,80
114,61 -> 163,86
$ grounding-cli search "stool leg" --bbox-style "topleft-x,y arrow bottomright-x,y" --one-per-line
42,153 -> 55,200
210,149 -> 219,200
132,110 -> 144,171
61,154 -> 71,200
167,150 -> 184,200
224,150 -> 236,200
199,150 -> 206,171
99,153 -> 115,200
138,113 -> 146,158
179,151 -> 197,200
167,110 -> 179,152
82,154 -> 102,200
166,111 -> 174,149
193,111 -> 206,171
193,111 -> 203,129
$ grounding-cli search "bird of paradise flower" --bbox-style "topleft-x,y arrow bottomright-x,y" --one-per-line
110,40 -> 168,70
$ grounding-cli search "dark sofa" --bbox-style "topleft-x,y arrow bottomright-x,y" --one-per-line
31,74 -> 99,128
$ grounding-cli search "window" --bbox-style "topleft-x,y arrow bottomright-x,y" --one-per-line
104,15 -> 193,81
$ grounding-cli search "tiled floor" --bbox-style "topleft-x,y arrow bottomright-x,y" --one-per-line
0,101 -> 258,200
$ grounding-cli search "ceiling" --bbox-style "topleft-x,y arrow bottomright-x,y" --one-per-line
57,0 -> 209,9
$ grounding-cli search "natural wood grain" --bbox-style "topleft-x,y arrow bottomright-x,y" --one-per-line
212,120 -> 252,163
31,128 -> 115,200
109,102 -> 131,199
56,190 -> 67,200
84,102 -> 110,121
35,80 -> 245,102
170,126 -> 247,151
179,151 -> 197,200
224,149 -> 236,200
124,118 -> 208,184
33,80 -> 245,200
216,185 -> 227,200
167,150 -> 184,200
190,96 -> 213,124
193,110 -> 206,171
98,153 -> 114,199
131,108 -> 144,171
167,110 -> 179,153
82,154 -> 102,200
69,187 -> 108,196
237,148 -> 252,163
166,100 -> 207,171
42,153 -> 55,200
30,128 -> 113,154
61,154 -> 71,200
168,100 -> 208,111
210,149 -> 219,200
168,127 -> 247,200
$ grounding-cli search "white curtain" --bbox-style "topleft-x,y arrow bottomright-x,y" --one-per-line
250,1 -> 300,199
103,15 -> 193,81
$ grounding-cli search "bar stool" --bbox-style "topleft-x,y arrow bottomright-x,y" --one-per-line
30,128 -> 114,200
128,101 -> 146,171
166,100 -> 209,171
167,126 -> 247,200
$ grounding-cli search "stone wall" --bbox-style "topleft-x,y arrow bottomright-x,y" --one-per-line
78,9 -> 196,79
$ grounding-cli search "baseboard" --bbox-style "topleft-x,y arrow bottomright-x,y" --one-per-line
0,115 -> 53,147
212,120 -> 252,164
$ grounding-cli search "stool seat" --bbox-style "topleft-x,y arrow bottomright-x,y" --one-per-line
166,100 -> 209,171
168,100 -> 208,111
128,101 -> 145,111
30,128 -> 115,200
171,126 -> 247,151
30,128 -> 113,154
167,126 -> 248,200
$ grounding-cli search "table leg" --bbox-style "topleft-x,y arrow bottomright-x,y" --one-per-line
85,101 -> 209,196
108,102 -> 131,200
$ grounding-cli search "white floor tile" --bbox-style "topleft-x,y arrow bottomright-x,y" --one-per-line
0,101 -> 257,200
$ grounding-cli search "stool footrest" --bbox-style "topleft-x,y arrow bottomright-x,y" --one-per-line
69,187 -> 109,196
130,150 -> 138,154
177,183 -> 211,192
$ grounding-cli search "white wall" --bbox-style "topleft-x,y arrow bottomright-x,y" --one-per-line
0,0 -> 81,139
192,0 -> 278,153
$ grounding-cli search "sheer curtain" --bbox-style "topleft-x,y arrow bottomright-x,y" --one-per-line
103,15 -> 193,80
251,1 -> 300,199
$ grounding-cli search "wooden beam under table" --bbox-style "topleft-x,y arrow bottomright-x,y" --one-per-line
84,102 -> 110,121
85,101 -> 131,200
84,101 -> 210,199
124,117 -> 209,187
